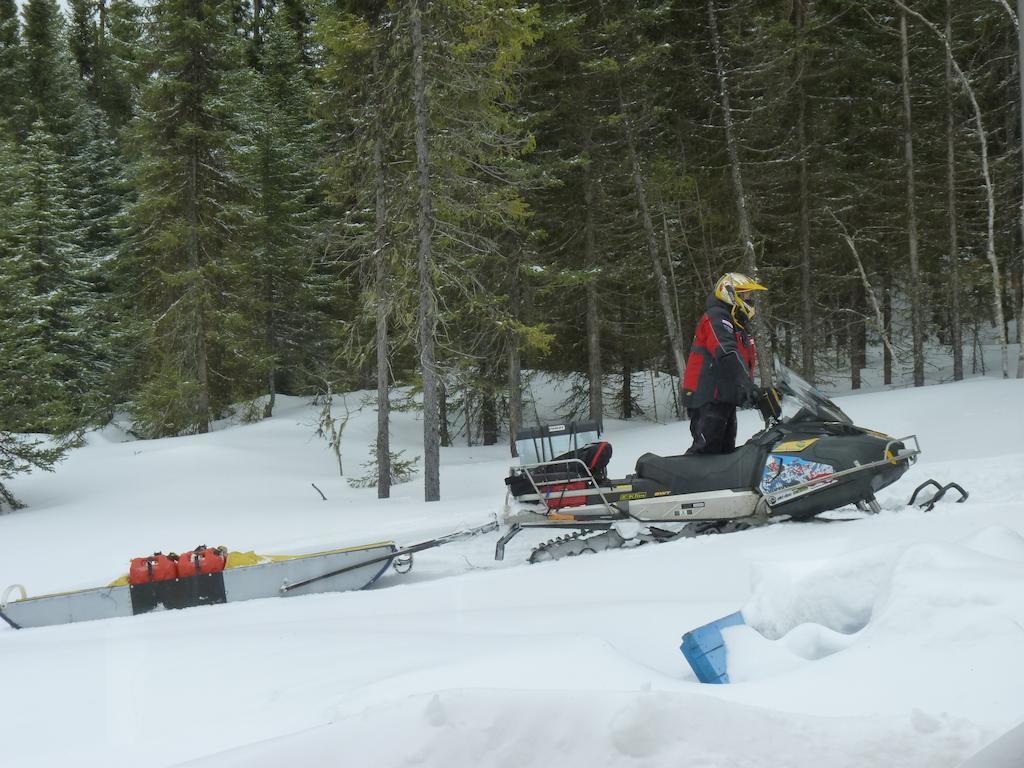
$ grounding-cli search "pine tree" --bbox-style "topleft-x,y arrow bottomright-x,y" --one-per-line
95,0 -> 147,128
128,0 -> 249,436
234,9 -> 320,417
3,123 -> 99,431
0,134 -> 73,511
68,0 -> 99,84
315,0 -> 397,491
20,0 -> 79,133
317,0 -> 541,494
0,0 -> 20,124
67,101 -> 126,413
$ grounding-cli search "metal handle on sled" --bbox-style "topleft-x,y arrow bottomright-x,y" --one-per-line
0,584 -> 25,630
279,519 -> 499,594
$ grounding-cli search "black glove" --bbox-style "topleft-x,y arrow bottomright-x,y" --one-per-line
737,378 -> 757,408
752,386 -> 783,422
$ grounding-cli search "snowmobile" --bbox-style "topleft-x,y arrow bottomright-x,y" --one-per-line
497,363 -> 928,563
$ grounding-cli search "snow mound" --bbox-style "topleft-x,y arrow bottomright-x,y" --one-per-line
729,529 -> 1024,692
960,526 -> 1024,563
176,688 -> 983,768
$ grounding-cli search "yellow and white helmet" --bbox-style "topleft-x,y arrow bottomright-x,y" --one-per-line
714,272 -> 767,324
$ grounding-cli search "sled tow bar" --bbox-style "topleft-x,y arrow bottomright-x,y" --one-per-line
908,479 -> 969,512
279,518 -> 499,594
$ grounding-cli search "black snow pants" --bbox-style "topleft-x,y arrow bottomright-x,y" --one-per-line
686,403 -> 738,455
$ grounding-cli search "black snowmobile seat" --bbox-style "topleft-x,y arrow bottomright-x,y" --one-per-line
634,443 -> 768,495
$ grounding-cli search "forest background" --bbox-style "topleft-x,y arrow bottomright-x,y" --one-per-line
0,0 -> 1022,504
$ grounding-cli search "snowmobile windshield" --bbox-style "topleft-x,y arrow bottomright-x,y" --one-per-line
774,362 -> 853,425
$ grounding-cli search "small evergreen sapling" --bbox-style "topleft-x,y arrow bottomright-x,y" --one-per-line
348,441 -> 420,489
0,433 -> 69,511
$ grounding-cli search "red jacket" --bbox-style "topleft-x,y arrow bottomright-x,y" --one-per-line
682,296 -> 756,408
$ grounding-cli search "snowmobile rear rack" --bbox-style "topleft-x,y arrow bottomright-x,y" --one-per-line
908,479 -> 969,512
513,457 -> 622,510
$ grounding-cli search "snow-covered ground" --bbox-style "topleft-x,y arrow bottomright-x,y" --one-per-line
2,364 -> 1024,767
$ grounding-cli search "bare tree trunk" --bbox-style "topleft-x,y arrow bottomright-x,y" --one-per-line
708,0 -> 773,387
832,211 -> 899,365
264,278 -> 276,419
594,0 -> 686,381
508,249 -> 522,456
972,320 -> 979,374
1018,0 -> 1024,377
795,0 -> 815,383
661,210 -> 684,343
946,0 -> 963,381
619,88 -> 687,381
662,211 -> 688,420
896,0 -> 1007,378
261,133 -> 277,421
899,10 -> 925,387
851,282 -> 866,389
439,378 -> 450,448
373,58 -> 391,498
188,146 -> 210,433
481,375 -> 497,446
649,368 -> 658,422
621,357 -> 632,419
883,267 -> 894,385
849,312 -> 861,391
583,137 -> 603,423
411,0 -> 439,501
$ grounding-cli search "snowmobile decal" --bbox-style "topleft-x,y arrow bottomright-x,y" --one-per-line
773,438 -> 818,453
759,455 -> 835,499
619,491 -> 648,501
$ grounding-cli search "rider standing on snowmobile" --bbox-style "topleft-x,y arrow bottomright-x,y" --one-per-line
682,273 -> 767,454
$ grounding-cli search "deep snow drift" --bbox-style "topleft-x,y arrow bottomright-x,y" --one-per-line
1,372 -> 1023,767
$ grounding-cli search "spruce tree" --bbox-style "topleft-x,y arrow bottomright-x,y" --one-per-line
416,0 -> 541,453
95,0 -> 147,128
68,0 -> 98,84
235,9 -> 320,416
0,0 -> 20,123
128,0 -> 249,436
0,134 -> 72,511
2,123 -> 99,432
20,0 -> 78,133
